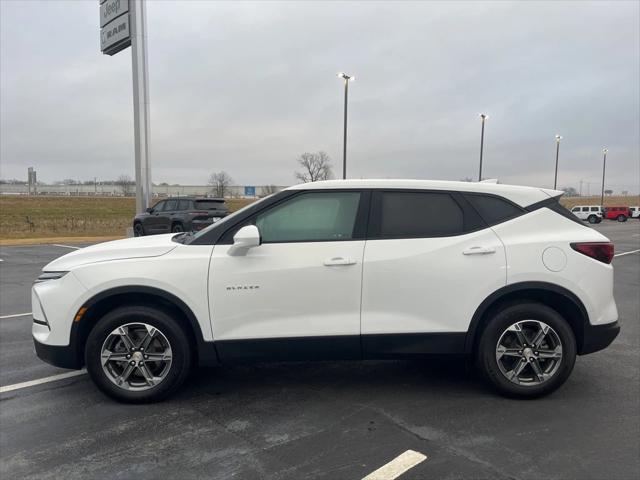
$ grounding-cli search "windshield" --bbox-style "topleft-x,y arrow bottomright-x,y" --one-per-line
186,194 -> 274,244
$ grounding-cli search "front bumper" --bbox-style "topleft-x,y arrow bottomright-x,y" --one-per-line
579,321 -> 620,355
34,337 -> 82,369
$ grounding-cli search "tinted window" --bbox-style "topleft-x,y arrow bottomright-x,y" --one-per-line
590,207 -> 599,212
255,192 -> 361,243
153,201 -> 166,212
377,192 -> 464,238
466,194 -> 524,225
195,200 -> 226,210
571,207 -> 580,212
178,200 -> 191,210
582,207 -> 589,212
164,200 -> 178,211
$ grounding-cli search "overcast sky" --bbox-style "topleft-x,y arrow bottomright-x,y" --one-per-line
1,0 -> 639,193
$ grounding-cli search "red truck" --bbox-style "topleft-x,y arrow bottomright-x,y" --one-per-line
603,206 -> 630,222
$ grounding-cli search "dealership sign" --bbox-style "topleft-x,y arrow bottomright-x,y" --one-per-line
100,0 -> 131,56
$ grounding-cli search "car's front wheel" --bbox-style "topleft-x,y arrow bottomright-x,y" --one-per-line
85,306 -> 192,403
477,302 -> 576,398
171,223 -> 184,233
617,214 -> 627,222
133,222 -> 145,236
587,215 -> 597,224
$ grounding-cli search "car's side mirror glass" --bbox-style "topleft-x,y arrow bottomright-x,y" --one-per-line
228,225 -> 261,256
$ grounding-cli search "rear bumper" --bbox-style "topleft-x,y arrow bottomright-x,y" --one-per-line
34,337 -> 82,369
579,321 -> 620,355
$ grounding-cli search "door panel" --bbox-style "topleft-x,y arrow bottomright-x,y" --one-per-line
210,241 -> 365,342
361,228 -> 506,336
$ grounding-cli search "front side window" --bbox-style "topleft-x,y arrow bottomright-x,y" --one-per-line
153,201 -> 166,212
377,192 -> 465,238
590,207 -> 599,212
571,207 -> 580,212
255,192 -> 361,243
164,200 -> 178,211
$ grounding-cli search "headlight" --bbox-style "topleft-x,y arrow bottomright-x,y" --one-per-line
35,271 -> 69,283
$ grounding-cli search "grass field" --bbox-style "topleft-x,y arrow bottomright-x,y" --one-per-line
0,196 -> 254,240
1,194 -> 638,240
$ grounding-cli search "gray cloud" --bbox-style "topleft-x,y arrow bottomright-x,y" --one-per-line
1,0 -> 638,193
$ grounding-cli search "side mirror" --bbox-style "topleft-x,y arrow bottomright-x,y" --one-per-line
228,225 -> 261,256
146,207 -> 154,213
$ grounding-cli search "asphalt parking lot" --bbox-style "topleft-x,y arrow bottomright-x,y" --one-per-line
1,221 -> 638,479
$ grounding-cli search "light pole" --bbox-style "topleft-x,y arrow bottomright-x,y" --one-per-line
600,148 -> 608,207
338,72 -> 355,180
553,135 -> 562,189
478,114 -> 489,181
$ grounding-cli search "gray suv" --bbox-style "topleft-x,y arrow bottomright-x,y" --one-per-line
133,197 -> 229,236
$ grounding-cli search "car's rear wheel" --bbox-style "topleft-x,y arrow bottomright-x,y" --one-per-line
85,305 -> 192,403
133,222 -> 145,236
477,302 -> 576,398
171,223 -> 184,233
587,215 -> 597,224
617,214 -> 627,222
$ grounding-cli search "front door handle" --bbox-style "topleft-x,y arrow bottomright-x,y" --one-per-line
323,257 -> 357,266
462,246 -> 496,255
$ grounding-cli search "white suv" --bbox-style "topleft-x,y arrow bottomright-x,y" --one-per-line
33,180 -> 620,402
570,205 -> 603,224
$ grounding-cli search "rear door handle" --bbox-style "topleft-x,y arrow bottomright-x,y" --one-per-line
462,246 -> 496,255
323,257 -> 357,266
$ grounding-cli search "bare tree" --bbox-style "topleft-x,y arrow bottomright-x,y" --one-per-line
116,174 -> 134,196
294,151 -> 334,183
262,184 -> 279,195
208,171 -> 233,197
604,189 -> 613,196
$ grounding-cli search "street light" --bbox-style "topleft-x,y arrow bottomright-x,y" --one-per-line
338,72 -> 355,180
600,148 -> 608,207
553,135 -> 562,189
478,114 -> 489,181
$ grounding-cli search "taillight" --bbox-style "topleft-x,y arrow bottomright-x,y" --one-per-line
570,242 -> 614,264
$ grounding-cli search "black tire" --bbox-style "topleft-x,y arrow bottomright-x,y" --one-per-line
617,214 -> 626,222
476,302 -> 576,399
85,305 -> 192,403
133,222 -> 145,237
171,223 -> 184,233
587,215 -> 597,224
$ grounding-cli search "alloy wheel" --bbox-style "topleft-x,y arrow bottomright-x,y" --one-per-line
100,322 -> 173,391
495,320 -> 563,386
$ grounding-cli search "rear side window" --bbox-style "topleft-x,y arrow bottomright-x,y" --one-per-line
195,200 -> 227,210
375,191 -> 466,238
178,200 -> 191,210
465,194 -> 524,225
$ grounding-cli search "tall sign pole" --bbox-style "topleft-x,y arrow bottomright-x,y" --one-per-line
100,0 -> 151,214
129,0 -> 152,213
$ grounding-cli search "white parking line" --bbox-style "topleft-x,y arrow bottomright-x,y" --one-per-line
0,312 -> 32,319
0,369 -> 87,394
615,249 -> 640,258
362,450 -> 427,480
51,244 -> 81,250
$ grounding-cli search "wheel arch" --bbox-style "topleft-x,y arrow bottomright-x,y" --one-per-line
466,282 -> 590,355
71,286 -> 219,368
